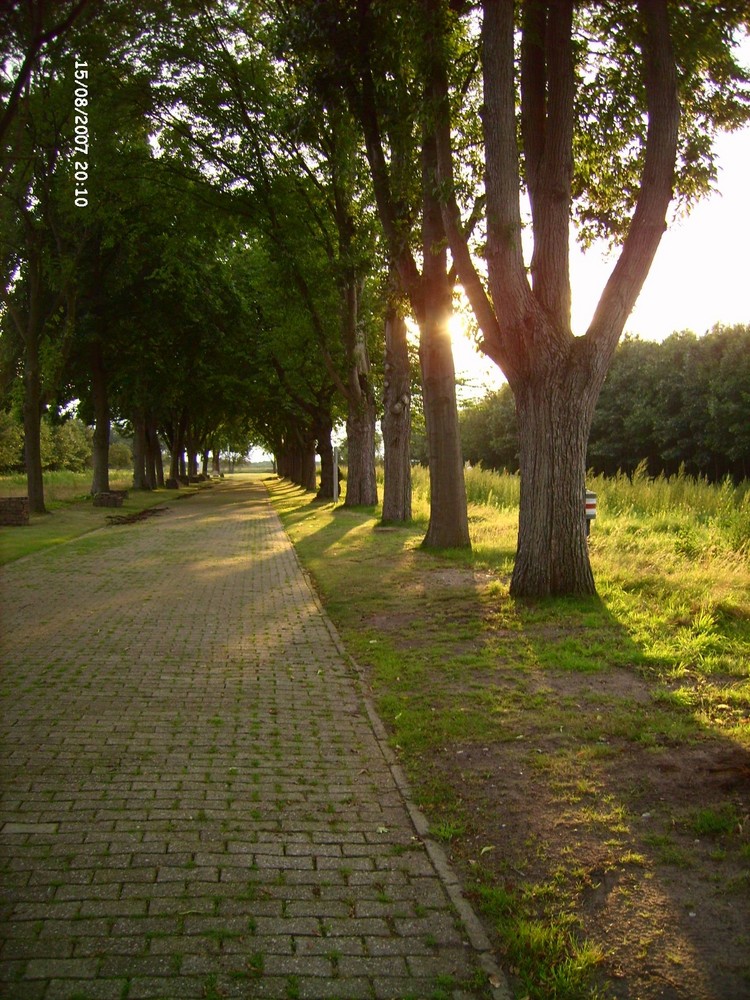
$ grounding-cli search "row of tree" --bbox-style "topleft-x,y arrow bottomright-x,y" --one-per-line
2,1 -> 748,596
0,412 -> 110,473
459,325 -> 750,483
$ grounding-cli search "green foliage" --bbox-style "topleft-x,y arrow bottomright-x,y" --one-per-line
50,419 -> 92,471
459,384 -> 519,473
461,325 -> 750,485
108,441 -> 132,469
573,5 -> 750,247
0,414 -> 93,472
590,324 -> 750,481
0,411 -> 23,470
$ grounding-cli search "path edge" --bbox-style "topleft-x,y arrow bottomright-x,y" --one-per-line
264,483 -> 513,1000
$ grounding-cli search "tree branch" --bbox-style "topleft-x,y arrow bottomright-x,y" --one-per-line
0,0 -> 92,145
585,0 -> 680,365
481,0 -> 535,337
523,0 -> 575,331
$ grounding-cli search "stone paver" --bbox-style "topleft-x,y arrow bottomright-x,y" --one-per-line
0,479 -> 504,999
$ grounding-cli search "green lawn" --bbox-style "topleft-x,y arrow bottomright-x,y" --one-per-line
268,469 -> 750,1000
0,471 -> 199,564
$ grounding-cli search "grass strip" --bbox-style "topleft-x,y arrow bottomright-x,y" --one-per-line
267,473 -> 750,1000
0,472 -> 203,564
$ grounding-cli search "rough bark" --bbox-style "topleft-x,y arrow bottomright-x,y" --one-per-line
316,418 -> 335,500
131,413 -> 149,490
345,396 -> 378,506
22,340 -> 45,514
144,416 -> 162,489
168,413 -> 186,484
278,434 -> 317,492
186,426 -> 199,479
342,274 -> 378,508
381,307 -> 412,523
512,364 -> 597,596
432,0 -> 679,595
300,437 -> 317,492
89,339 -> 110,496
420,138 -> 470,549
152,420 -> 164,487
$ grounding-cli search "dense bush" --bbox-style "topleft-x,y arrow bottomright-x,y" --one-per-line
0,415 -> 93,472
459,383 -> 519,472
108,441 -> 132,468
457,324 -> 750,483
590,324 -> 750,481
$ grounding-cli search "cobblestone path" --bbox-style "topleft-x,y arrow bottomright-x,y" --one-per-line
0,479 -> 503,1000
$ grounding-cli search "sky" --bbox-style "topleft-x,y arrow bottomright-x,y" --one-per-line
452,120 -> 750,397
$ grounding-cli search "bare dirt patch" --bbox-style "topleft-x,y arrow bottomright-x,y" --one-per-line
360,573 -> 750,999
424,725 -> 750,999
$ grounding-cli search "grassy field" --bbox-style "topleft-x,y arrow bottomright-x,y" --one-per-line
0,470 -> 196,564
267,466 -> 750,1000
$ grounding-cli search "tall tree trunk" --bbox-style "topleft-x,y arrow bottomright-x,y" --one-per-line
132,413 -> 149,490
152,419 -> 164,487
173,410 -> 187,481
289,442 -> 302,485
351,10 -> 466,541
143,416 -> 162,489
341,275 -> 379,508
186,425 -> 199,479
22,338 -> 45,514
300,436 -> 317,492
345,397 -> 378,506
419,297 -> 469,548
281,435 -> 315,490
316,418 -> 335,500
420,140 -> 470,548
212,445 -> 221,474
512,370 -> 596,597
89,339 -> 110,495
381,306 -> 411,522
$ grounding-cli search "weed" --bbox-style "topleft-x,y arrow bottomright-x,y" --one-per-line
202,928 -> 242,944
202,975 -> 222,1000
689,804 -> 740,838
286,974 -> 300,999
431,818 -> 466,842
267,473 -> 750,1000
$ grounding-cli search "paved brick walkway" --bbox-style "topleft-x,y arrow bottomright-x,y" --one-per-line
0,479 -> 504,1000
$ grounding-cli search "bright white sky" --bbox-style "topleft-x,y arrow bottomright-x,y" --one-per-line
453,121 -> 750,397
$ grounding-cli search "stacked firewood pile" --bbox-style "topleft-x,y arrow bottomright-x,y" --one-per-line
93,490 -> 129,508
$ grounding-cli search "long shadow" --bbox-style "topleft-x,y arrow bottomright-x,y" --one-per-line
442,593 -> 750,1000
192,478 -> 750,997
267,478 -> 396,558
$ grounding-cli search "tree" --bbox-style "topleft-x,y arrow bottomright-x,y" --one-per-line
0,0 -> 93,152
0,62 -> 84,512
286,0 -> 471,545
459,384 -> 519,472
150,2 -> 383,506
587,336 -> 662,477
0,410 -> 24,470
709,324 -> 750,480
428,0 -> 749,595
381,292 -> 413,521
588,325 -> 750,481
